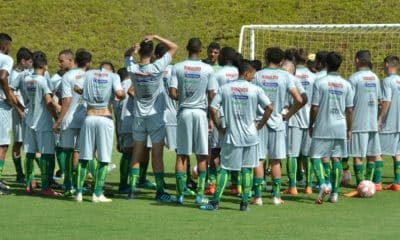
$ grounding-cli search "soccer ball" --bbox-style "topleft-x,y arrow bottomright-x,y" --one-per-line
341,170 -> 352,186
357,180 -> 376,198
192,165 -> 198,179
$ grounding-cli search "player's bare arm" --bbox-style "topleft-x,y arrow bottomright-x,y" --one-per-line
257,103 -> 273,130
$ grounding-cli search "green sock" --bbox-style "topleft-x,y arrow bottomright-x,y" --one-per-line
154,172 -> 165,193
305,157 -> 314,187
88,159 -> 98,177
186,161 -> 192,180
35,157 -> 40,168
366,162 -> 375,181
394,161 -> 400,184
25,153 -> 35,188
312,158 -> 325,186
197,170 -> 206,196
373,160 -> 383,184
353,164 -> 364,185
63,149 -> 73,190
287,157 -> 297,188
77,160 -> 88,194
208,165 -> 217,184
55,147 -> 65,174
128,168 -> 140,193
39,156 -> 48,190
272,178 -> 281,198
342,157 -> 349,170
231,170 -> 239,186
175,172 -> 185,197
72,163 -> 78,190
323,162 -> 331,184
119,153 -> 130,188
296,157 -> 304,182
253,177 -> 263,198
331,161 -> 342,193
46,154 -> 55,185
241,168 -> 252,203
94,162 -> 108,197
213,168 -> 228,202
12,156 -> 24,178
139,158 -> 149,183
0,160 -> 4,178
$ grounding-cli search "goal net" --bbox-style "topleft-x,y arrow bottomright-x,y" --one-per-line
238,24 -> 400,78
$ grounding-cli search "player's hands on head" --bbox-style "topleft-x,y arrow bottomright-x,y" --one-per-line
144,35 -> 155,42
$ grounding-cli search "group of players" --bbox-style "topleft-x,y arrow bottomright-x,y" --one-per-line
0,32 -> 399,211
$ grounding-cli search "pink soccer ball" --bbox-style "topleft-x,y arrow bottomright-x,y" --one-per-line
357,180 -> 376,198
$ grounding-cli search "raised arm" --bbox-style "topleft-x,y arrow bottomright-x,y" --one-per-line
144,35 -> 178,57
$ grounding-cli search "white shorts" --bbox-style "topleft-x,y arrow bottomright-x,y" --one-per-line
79,116 -> 114,163
310,138 -> 348,158
12,108 -> 24,143
132,113 -> 165,144
287,127 -> 311,157
380,133 -> 400,156
257,124 -> 269,160
267,128 -> 286,160
165,125 -> 177,150
24,128 -> 55,154
220,143 -> 259,171
0,104 -> 12,145
60,128 -> 81,150
177,108 -> 208,155
350,132 -> 381,157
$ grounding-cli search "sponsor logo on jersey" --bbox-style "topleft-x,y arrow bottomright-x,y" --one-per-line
296,74 -> 309,79
261,82 -> 278,87
262,75 -> 279,80
184,73 -> 200,79
184,66 -> 201,71
225,73 -> 238,79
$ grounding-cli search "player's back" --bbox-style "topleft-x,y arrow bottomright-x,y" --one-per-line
173,59 -> 214,110
381,74 -> 400,133
214,65 -> 239,87
312,74 -> 353,139
348,69 -> 380,132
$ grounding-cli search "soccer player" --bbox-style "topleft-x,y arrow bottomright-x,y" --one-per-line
127,35 -> 177,201
252,47 -> 303,205
206,46 -> 240,195
12,51 -> 61,196
170,38 -> 214,205
377,55 -> 400,191
200,60 -> 273,211
9,47 -> 33,183
344,50 -> 381,197
310,52 -> 354,204
53,50 -> 92,196
75,63 -> 125,202
202,42 -> 221,70
0,33 -> 20,194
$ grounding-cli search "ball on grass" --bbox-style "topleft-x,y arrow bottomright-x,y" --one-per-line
357,180 -> 376,198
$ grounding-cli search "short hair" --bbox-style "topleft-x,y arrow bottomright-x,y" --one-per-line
326,51 -> 342,72
100,61 -> 115,72
265,47 -> 285,65
251,59 -> 262,71
207,42 -> 220,51
16,47 -> 33,63
281,60 -> 295,74
117,67 -> 129,80
284,48 -> 297,63
0,33 -> 12,46
355,50 -> 372,67
75,50 -> 92,68
32,51 -> 47,69
186,38 -> 202,54
59,49 -> 74,59
238,59 -> 255,76
315,50 -> 329,70
218,47 -> 240,67
384,55 -> 399,68
139,40 -> 154,57
294,48 -> 308,65
154,43 -> 168,58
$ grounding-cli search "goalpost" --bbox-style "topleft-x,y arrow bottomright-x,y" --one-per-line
238,24 -> 400,78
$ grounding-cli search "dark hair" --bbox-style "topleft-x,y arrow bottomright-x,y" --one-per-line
16,47 -> 33,63
75,50 -> 92,68
57,69 -> 67,77
384,55 -> 399,68
0,33 -> 12,45
117,67 -> 129,80
326,52 -> 342,72
207,42 -> 220,51
139,40 -> 154,57
100,61 -> 115,72
265,47 -> 285,65
186,38 -> 202,54
355,50 -> 372,68
154,43 -> 168,58
59,49 -> 74,58
315,50 -> 329,71
218,47 -> 240,67
238,59 -> 255,76
284,48 -> 297,63
251,60 -> 262,71
32,51 -> 47,69
295,48 -> 308,65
